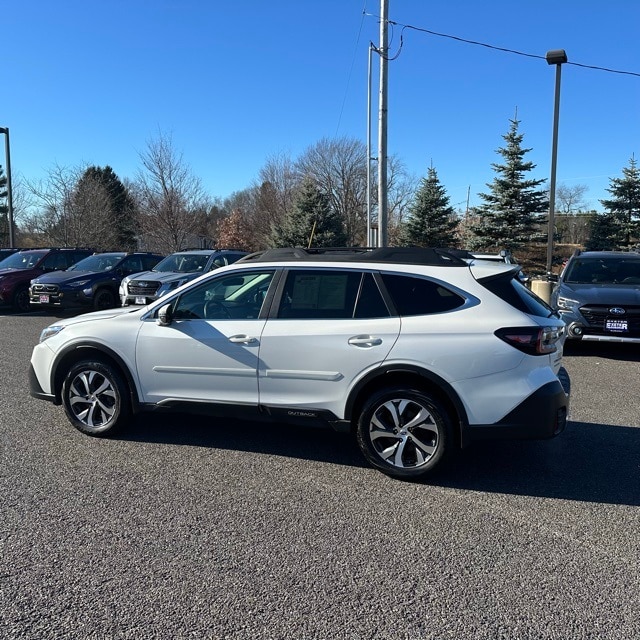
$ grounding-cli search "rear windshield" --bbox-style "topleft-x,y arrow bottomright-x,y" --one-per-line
479,274 -> 554,318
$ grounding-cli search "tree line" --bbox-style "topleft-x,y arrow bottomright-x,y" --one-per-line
0,120 -> 638,269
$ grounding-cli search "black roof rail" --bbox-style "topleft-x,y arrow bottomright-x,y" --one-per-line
237,246 -> 469,267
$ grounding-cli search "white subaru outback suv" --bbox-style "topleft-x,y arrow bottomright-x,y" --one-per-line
29,247 -> 570,481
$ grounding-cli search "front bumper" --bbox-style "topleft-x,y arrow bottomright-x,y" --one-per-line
559,308 -> 640,342
29,288 -> 92,309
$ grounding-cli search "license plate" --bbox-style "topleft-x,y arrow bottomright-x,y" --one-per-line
605,318 -> 628,332
39,294 -> 50,303
135,296 -> 147,305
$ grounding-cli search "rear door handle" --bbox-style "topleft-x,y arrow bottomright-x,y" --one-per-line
348,335 -> 383,347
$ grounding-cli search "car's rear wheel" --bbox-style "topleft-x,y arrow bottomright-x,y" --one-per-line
356,387 -> 452,480
93,288 -> 116,310
62,360 -> 130,436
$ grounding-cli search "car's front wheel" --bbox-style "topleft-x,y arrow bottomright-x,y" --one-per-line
356,387 -> 452,480
93,288 -> 116,310
62,360 -> 130,436
13,286 -> 31,313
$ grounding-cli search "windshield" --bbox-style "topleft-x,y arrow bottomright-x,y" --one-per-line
68,253 -> 125,272
0,251 -> 46,269
153,253 -> 210,273
564,258 -> 640,285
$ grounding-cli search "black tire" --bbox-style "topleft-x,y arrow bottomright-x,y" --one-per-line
13,286 -> 31,313
93,288 -> 116,310
356,387 -> 453,481
62,359 -> 131,436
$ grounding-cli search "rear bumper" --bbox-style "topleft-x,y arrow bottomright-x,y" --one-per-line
462,368 -> 570,445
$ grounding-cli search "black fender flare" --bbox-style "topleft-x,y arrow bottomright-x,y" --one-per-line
345,363 -> 469,430
50,341 -> 141,412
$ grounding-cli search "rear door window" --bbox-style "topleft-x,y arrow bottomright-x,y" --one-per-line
277,270 -> 389,319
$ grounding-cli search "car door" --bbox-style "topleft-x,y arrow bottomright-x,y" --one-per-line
136,269 -> 275,405
257,268 -> 401,417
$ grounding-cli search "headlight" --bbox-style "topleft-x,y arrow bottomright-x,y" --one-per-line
39,325 -> 65,343
158,279 -> 188,296
557,296 -> 580,311
69,279 -> 90,288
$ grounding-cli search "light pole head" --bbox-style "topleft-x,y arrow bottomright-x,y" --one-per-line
546,49 -> 568,65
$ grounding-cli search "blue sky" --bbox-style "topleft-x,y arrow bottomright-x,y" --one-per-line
3,1 -> 639,215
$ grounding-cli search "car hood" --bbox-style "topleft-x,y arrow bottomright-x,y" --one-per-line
33,269 -> 98,284
558,282 -> 640,304
52,305 -> 142,328
127,270 -> 198,285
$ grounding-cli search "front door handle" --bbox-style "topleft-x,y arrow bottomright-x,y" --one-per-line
229,334 -> 257,344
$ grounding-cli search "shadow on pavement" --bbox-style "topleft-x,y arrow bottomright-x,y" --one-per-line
121,413 -> 639,506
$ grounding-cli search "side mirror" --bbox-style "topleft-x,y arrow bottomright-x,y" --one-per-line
157,303 -> 173,326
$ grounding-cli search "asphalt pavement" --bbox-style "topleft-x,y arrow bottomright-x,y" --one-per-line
1,311 -> 639,639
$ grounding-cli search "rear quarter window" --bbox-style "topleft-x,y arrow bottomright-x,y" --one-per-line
380,273 -> 465,316
480,274 -> 553,317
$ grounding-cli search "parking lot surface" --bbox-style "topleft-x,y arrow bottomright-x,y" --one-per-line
1,310 -> 639,639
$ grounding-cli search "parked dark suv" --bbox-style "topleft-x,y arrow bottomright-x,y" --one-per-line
0,248 -> 93,312
30,251 -> 164,311
0,248 -> 20,265
551,249 -> 640,342
119,249 -> 248,306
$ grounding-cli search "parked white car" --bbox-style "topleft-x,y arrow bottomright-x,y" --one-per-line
29,247 -> 569,480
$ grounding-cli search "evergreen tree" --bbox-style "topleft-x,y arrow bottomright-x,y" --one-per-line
599,155 -> 640,249
585,212 -> 620,250
403,165 -> 458,247
80,166 -> 137,250
270,178 -> 347,248
469,117 -> 548,251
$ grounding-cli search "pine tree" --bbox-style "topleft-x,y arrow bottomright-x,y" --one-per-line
586,212 -> 620,250
81,166 -> 137,250
403,165 -> 458,247
599,155 -> 640,249
469,117 -> 548,251
270,178 -> 347,248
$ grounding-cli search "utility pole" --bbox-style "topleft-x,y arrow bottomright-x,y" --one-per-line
377,0 -> 388,247
0,127 -> 14,248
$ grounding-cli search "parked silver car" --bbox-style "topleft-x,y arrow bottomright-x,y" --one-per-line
119,249 -> 247,306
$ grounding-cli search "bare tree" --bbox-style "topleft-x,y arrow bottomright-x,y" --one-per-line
24,163 -> 115,248
555,183 -> 588,214
296,137 -> 367,245
249,152 -> 300,249
134,131 -> 208,253
385,156 -> 419,246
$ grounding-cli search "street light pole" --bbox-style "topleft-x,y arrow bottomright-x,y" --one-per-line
545,49 -> 567,275
0,127 -> 15,248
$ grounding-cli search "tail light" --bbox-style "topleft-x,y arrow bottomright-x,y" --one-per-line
495,326 -> 563,355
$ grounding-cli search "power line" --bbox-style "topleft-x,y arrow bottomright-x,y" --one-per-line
335,1 -> 369,136
364,13 -> 640,78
